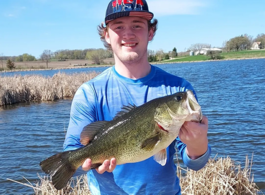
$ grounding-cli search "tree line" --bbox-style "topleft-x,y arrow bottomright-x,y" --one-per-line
223,33 -> 265,51
1,33 -> 264,70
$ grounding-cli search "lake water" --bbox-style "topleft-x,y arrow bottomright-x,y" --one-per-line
0,59 -> 265,194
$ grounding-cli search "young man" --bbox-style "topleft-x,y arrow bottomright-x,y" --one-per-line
63,0 -> 211,194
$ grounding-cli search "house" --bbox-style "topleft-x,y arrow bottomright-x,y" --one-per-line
251,42 -> 261,50
194,48 -> 222,55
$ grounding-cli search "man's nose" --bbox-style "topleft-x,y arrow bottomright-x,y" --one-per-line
122,28 -> 135,39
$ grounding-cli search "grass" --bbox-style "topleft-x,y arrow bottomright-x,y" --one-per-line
164,49 -> 265,63
166,55 -> 210,62
221,50 -> 265,59
9,156 -> 262,195
0,58 -> 114,71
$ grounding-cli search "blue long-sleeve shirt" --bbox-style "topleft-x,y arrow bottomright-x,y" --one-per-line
63,65 -> 211,195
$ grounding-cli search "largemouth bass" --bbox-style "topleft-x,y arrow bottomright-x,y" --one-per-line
40,90 -> 202,190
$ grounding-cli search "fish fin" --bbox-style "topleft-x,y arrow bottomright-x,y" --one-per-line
80,121 -> 108,145
141,134 -> 160,151
40,151 -> 77,190
113,104 -> 137,119
154,149 -> 167,166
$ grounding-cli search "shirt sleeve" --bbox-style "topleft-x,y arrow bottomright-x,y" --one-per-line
63,82 -> 97,152
176,137 -> 211,171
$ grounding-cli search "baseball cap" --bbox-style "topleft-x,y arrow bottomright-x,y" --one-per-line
105,0 -> 154,25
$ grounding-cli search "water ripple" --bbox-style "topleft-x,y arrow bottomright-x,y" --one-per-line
1,59 -> 265,194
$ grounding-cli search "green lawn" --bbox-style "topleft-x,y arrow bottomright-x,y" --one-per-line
165,55 -> 210,62
221,50 -> 265,59
164,50 -> 265,63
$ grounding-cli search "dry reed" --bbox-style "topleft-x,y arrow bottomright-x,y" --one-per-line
10,156 -> 262,195
177,155 -> 261,195
8,174 -> 91,195
0,72 -> 99,106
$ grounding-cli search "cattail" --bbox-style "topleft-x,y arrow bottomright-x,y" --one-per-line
0,72 -> 99,106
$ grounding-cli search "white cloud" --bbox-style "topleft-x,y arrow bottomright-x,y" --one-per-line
3,6 -> 26,18
7,14 -> 15,17
148,0 -> 209,16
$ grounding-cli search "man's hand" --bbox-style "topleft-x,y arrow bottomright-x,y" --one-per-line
179,116 -> 209,159
82,158 -> 117,174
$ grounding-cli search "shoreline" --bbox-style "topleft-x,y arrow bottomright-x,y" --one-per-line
0,56 -> 265,73
152,56 -> 265,64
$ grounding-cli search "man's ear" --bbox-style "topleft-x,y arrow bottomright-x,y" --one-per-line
148,28 -> 154,41
105,31 -> 111,44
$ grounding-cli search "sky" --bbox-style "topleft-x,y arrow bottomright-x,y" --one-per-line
0,0 -> 264,58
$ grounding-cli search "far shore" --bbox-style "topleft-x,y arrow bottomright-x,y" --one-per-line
1,56 -> 265,74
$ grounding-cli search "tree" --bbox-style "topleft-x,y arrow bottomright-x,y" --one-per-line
85,49 -> 112,65
188,43 -> 211,51
22,53 -> 36,61
15,53 -> 36,62
147,50 -> 157,62
0,53 -> 3,69
40,50 -> 53,68
54,50 -> 68,61
225,35 -> 251,51
86,50 -> 103,65
6,59 -> 15,70
170,47 -> 178,58
148,55 -> 157,62
73,50 -> 82,59
155,49 -> 165,61
16,56 -> 23,62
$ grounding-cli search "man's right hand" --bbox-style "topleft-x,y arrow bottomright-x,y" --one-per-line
82,158 -> 117,174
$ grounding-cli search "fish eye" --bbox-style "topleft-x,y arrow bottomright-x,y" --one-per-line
175,95 -> 182,101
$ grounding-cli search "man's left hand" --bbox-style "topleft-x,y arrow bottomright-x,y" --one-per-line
179,115 -> 209,159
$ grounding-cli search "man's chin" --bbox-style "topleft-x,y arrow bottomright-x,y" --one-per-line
120,54 -> 140,63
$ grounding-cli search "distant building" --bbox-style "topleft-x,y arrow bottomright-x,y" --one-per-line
251,42 -> 261,50
194,48 -> 222,55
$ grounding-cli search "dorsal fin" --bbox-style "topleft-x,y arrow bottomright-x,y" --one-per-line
80,121 -> 108,145
113,104 -> 137,120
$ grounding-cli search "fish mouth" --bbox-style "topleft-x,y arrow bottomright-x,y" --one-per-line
186,91 -> 202,122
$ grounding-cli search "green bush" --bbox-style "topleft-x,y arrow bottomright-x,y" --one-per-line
148,55 -> 157,62
207,51 -> 224,60
164,54 -> 170,60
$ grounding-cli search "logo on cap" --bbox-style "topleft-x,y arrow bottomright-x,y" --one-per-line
105,0 -> 153,24
112,0 -> 144,12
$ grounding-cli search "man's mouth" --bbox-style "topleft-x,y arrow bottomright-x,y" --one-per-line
122,43 -> 137,47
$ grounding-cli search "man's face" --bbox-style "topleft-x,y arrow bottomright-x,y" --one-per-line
105,16 -> 154,64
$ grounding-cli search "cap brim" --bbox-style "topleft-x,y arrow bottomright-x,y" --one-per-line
105,11 -> 153,25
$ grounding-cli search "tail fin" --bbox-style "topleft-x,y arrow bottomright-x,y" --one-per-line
40,151 -> 77,190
